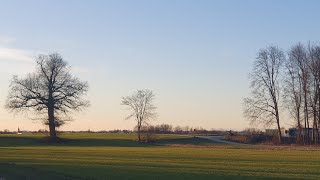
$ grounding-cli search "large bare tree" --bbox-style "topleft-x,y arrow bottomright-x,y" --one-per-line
121,89 -> 156,141
243,46 -> 285,143
6,53 -> 89,138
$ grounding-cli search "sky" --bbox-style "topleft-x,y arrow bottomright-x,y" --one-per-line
0,0 -> 320,131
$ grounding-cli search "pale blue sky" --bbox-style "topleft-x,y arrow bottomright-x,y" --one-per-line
0,0 -> 319,131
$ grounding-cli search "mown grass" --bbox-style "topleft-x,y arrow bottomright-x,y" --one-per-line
0,133 -> 320,179
0,133 -> 216,147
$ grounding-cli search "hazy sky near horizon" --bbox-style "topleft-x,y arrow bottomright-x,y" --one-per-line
0,0 -> 320,131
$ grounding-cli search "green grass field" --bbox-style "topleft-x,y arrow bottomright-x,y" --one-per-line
0,133 -> 320,180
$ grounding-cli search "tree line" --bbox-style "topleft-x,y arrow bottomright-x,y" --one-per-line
244,42 -> 320,144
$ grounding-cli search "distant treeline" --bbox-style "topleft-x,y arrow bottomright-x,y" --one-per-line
137,124 -> 228,135
0,124 -> 229,135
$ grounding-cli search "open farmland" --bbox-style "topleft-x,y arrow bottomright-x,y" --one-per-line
0,134 -> 319,180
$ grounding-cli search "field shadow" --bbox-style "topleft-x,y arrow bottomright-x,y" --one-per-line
62,136 -> 219,147
0,136 -> 42,147
0,136 -> 155,147
0,163 -> 295,180
156,136 -> 220,146
62,138 -> 159,147
0,135 -> 218,147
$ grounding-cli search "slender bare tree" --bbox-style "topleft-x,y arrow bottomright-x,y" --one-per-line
283,45 -> 304,144
287,43 -> 311,143
6,53 -> 89,139
307,43 -> 320,143
121,89 -> 157,141
243,46 -> 285,143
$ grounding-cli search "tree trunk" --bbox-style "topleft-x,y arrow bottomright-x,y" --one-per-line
307,116 -> 310,144
318,113 -> 320,144
318,90 -> 320,144
317,122 -> 320,144
304,100 -> 309,144
48,106 -> 56,138
275,103 -> 282,144
313,111 -> 317,144
303,77 -> 309,144
137,126 -> 141,142
312,118 -> 318,144
276,118 -> 282,144
297,110 -> 302,144
48,108 -> 56,138
304,117 -> 307,144
48,86 -> 56,138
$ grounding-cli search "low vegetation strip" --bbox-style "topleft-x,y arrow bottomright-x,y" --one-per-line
0,134 -> 320,179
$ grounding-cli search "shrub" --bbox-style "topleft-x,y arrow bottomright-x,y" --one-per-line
141,132 -> 157,143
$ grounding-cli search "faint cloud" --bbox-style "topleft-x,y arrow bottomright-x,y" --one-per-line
0,48 -> 34,62
71,66 -> 90,74
0,36 -> 16,45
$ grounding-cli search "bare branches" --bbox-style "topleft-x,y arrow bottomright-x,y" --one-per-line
6,53 -> 89,137
121,89 -> 157,141
6,74 -> 48,112
244,46 -> 284,143
245,42 -> 320,144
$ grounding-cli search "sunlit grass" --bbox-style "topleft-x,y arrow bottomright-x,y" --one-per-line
0,133 -> 319,179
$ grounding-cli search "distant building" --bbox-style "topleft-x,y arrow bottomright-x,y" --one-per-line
288,128 -> 314,138
265,129 -> 278,136
265,128 -> 289,137
281,128 -> 289,137
17,127 -> 31,134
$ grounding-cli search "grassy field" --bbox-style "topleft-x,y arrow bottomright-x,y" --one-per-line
0,133 -> 320,179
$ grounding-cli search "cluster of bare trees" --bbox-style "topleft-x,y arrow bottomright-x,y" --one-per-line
244,42 -> 320,144
137,124 -> 209,134
139,124 -> 173,134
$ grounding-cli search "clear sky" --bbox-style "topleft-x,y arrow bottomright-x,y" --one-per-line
0,0 -> 320,131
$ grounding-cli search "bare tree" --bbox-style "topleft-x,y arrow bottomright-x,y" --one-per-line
286,43 -> 311,143
307,43 -> 320,143
283,44 -> 304,144
6,53 -> 89,139
243,46 -> 285,143
121,89 -> 156,142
